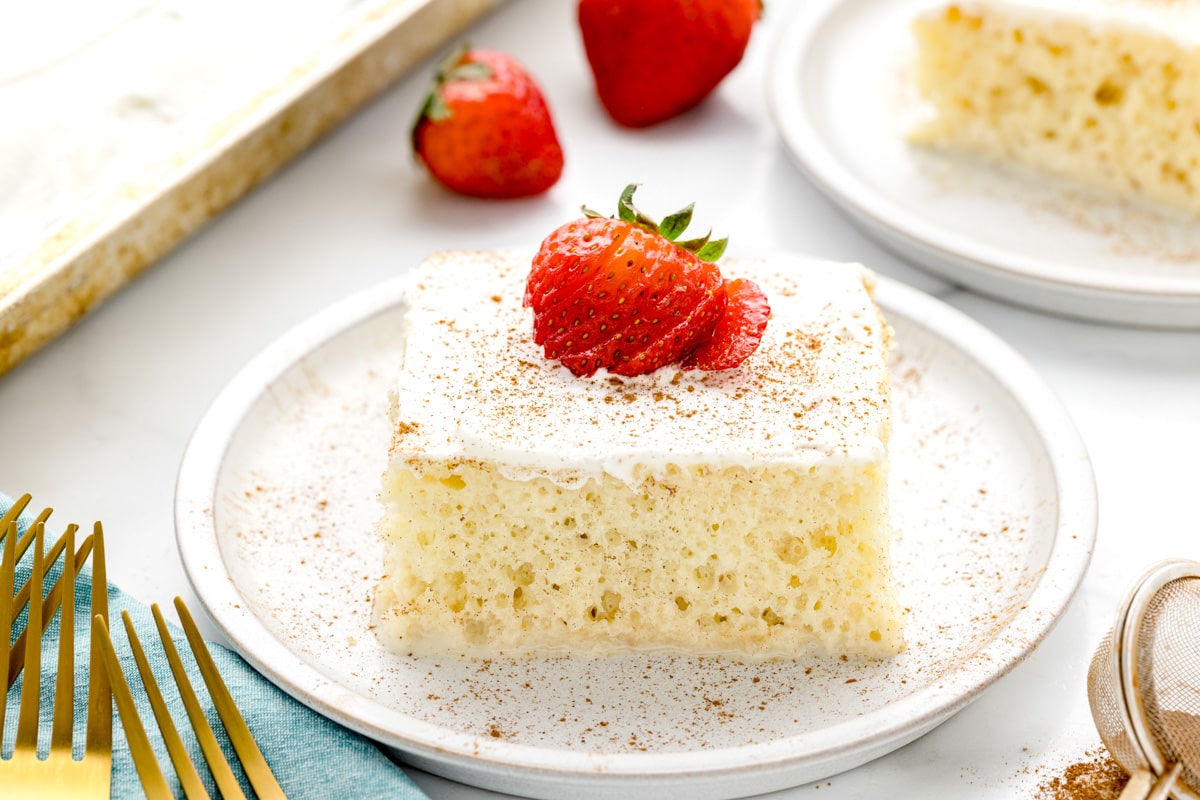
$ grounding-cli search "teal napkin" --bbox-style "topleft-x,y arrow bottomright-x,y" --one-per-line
1,493 -> 430,800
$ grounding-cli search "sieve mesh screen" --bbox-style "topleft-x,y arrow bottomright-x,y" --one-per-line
1138,576 -> 1200,796
1088,630 -> 1145,774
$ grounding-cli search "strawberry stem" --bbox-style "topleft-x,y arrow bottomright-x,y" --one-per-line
595,184 -> 728,262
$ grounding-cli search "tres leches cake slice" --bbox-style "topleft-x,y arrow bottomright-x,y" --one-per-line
912,1 -> 1200,216
375,188 -> 902,660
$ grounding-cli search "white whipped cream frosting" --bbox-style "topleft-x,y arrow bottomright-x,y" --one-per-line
935,0 -> 1200,46
391,249 -> 892,490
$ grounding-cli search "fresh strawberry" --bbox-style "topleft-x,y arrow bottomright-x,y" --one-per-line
412,45 -> 563,198
526,184 -> 768,377
680,277 -> 770,371
577,0 -> 762,128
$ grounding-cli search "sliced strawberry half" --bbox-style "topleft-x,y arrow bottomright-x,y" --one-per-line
681,278 -> 771,371
526,185 -> 731,378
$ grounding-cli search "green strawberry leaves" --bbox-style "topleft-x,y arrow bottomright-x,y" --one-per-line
680,233 -> 728,262
616,183 -> 658,229
412,43 -> 494,134
583,184 -> 728,262
658,204 -> 693,241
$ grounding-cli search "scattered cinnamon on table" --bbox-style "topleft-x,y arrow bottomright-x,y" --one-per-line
1032,749 -> 1128,800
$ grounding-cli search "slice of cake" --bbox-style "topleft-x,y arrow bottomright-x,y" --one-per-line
373,248 -> 902,661
911,1 -> 1200,216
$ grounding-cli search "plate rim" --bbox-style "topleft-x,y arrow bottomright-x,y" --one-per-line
175,261 -> 1097,789
765,0 -> 1200,312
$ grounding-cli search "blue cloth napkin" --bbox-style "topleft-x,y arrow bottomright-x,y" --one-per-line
1,493 -> 430,800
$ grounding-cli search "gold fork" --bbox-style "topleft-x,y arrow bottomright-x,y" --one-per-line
0,502 -> 112,799
3,496 -> 96,692
95,597 -> 288,799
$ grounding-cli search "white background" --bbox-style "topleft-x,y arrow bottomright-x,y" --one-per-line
2,0 -> 1198,797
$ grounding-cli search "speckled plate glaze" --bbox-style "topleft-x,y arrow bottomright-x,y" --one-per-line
768,0 -> 1200,328
176,266 -> 1097,800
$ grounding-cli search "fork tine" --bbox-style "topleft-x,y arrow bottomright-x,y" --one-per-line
2,502 -> 49,549
11,520 -> 79,618
87,521 -> 112,763
94,614 -> 174,800
0,492 -> 31,533
121,608 -> 213,800
50,524 -> 76,753
4,508 -> 54,614
14,522 -> 45,753
9,506 -> 54,564
7,526 -> 90,691
150,603 -> 248,800
176,597 -> 288,799
0,519 -> 17,739
11,516 -> 72,617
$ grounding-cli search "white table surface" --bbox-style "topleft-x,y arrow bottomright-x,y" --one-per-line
3,1 -> 1198,797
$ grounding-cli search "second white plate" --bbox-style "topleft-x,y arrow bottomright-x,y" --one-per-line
768,0 -> 1200,328
175,262 -> 1096,800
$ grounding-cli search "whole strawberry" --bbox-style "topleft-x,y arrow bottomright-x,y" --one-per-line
578,0 -> 762,128
525,185 -> 769,377
412,45 -> 564,198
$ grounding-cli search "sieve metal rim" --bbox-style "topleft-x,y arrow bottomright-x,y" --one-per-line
1116,558 -> 1200,800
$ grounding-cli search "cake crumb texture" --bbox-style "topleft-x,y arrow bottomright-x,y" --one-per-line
378,459 -> 899,660
912,1 -> 1200,216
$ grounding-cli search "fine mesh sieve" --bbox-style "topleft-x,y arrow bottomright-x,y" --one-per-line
1087,560 -> 1200,800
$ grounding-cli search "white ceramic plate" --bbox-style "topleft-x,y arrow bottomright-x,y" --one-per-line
767,0 -> 1200,328
176,265 -> 1097,800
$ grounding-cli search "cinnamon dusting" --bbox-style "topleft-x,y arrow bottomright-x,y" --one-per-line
1031,750 -> 1129,800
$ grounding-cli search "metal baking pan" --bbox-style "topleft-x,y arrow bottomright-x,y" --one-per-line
0,0 -> 504,376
